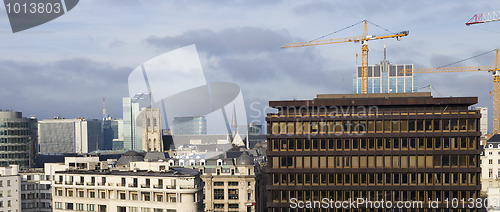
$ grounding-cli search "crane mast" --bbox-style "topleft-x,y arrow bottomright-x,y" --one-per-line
281,20 -> 408,94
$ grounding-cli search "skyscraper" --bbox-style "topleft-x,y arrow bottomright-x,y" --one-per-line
0,110 -> 37,168
172,116 -> 207,135
353,48 -> 417,94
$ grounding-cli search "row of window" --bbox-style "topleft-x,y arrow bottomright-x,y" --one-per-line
54,188 -> 180,202
0,138 -> 31,144
213,203 -> 240,212
271,172 -> 479,186
0,122 -> 31,128
270,119 -> 477,134
54,202 -> 106,211
0,130 -> 33,136
271,137 -> 478,151
213,181 -> 239,186
271,189 -> 479,204
0,200 -> 13,208
0,145 -> 28,152
213,189 -> 239,200
272,155 -> 478,169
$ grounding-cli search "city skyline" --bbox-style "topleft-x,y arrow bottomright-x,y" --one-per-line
0,1 -> 499,126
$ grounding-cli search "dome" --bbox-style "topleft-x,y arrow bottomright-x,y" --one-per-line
117,151 -> 144,166
236,152 -> 253,165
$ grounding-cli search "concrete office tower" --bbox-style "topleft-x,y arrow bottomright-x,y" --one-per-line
353,48 -> 417,94
172,116 -> 207,135
38,118 -> 102,154
0,110 -> 37,168
142,108 -> 163,152
0,165 -> 21,212
478,107 -> 488,136
267,92 -> 481,211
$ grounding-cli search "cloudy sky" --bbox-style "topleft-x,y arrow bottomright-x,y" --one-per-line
1,0 -> 500,128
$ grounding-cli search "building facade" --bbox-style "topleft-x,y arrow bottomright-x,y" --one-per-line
142,108 -> 163,152
0,110 -> 37,168
478,107 -> 488,136
172,116 -> 207,135
38,118 -> 102,154
0,165 -> 21,212
168,153 -> 267,212
353,59 -> 417,94
50,156 -> 203,212
20,169 -> 52,212
266,92 -> 481,211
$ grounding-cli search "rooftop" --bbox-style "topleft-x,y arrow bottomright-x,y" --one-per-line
56,167 -> 199,177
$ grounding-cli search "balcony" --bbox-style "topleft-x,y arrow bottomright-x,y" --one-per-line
75,182 -> 84,185
128,184 -> 138,188
97,182 -> 106,186
65,181 -> 73,185
153,184 -> 163,189
141,184 -> 150,188
86,182 -> 95,186
166,185 -> 176,189
179,185 -> 197,189
116,183 -> 126,187
54,181 -> 62,185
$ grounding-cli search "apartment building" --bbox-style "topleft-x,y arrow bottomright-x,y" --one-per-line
0,165 -> 21,212
51,155 -> 203,212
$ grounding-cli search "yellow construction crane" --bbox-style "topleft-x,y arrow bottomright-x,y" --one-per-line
281,20 -> 409,94
402,49 -> 500,134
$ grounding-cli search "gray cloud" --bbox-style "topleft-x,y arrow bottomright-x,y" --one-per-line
0,58 -> 131,119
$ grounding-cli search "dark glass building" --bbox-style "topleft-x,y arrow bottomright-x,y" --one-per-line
266,92 -> 481,212
0,110 -> 37,168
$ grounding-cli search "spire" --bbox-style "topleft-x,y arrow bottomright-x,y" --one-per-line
231,103 -> 237,128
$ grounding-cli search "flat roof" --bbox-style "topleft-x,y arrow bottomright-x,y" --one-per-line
56,167 -> 199,177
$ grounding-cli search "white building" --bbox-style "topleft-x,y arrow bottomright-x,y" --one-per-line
38,118 -> 102,154
50,155 -> 203,212
481,137 -> 500,195
479,107 -> 489,136
0,165 -> 21,212
20,169 -> 52,212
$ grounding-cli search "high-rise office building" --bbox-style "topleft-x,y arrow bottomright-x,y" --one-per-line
172,116 -> 207,135
266,92 -> 481,211
38,118 -> 102,154
353,56 -> 417,94
0,110 -> 37,168
123,93 -> 151,151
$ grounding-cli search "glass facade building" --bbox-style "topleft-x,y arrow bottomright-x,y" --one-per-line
0,110 -> 37,168
172,116 -> 207,135
353,60 -> 417,94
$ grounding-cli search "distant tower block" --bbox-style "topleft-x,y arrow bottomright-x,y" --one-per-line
142,108 -> 163,152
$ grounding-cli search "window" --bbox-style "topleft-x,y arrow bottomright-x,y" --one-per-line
214,189 -> 224,200
118,207 -> 127,212
228,182 -> 238,186
87,204 -> 95,211
99,205 -> 107,212
66,203 -> 74,210
55,202 -> 63,209
76,203 -> 84,211
490,169 -> 493,178
490,159 -> 493,164
228,189 -> 239,199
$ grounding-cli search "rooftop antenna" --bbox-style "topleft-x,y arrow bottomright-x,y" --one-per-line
384,45 -> 387,61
